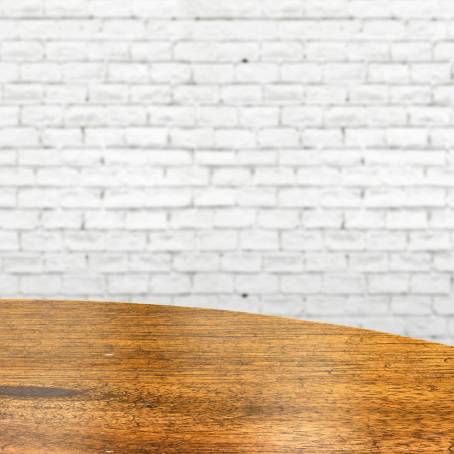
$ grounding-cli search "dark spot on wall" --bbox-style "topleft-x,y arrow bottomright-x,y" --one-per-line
241,293 -> 248,299
242,58 -> 249,63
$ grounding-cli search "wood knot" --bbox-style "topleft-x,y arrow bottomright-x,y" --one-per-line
144,401 -> 158,409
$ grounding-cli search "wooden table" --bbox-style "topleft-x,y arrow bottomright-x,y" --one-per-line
0,300 -> 452,453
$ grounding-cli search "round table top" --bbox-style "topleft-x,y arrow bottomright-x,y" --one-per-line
0,299 -> 453,453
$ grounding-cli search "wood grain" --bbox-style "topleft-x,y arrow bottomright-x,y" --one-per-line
0,299 -> 452,453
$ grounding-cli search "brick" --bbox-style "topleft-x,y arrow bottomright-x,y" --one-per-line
409,232 -> 451,251
305,253 -> 347,271
301,210 -> 343,229
344,210 -> 385,229
83,211 -> 124,229
368,274 -> 409,294
258,128 -> 299,147
254,168 -> 295,186
3,254 -> 43,273
403,316 -> 447,339
324,274 -> 366,294
151,274 -> 191,294
174,42 -> 259,62
263,253 -> 302,273
240,230 -> 279,251
212,168 -> 252,185
258,210 -> 299,229
222,253 -> 261,272
390,253 -> 431,271
306,296 -> 388,315
88,254 -> 128,273
193,64 -> 234,83
21,275 -> 61,294
174,253 -> 219,272
410,273 -> 451,294
0,274 -> 19,294
197,231 -> 237,251
237,188 -> 276,207
261,42 -> 304,61
364,189 -> 445,208
365,231 -> 406,251
391,297 -> 432,315
42,210 -> 82,229
349,253 -> 388,272
65,232 -> 105,251
105,189 -> 191,208
192,273 -> 233,293
349,85 -> 388,104
170,128 -> 214,148
0,128 -> 39,147
433,298 -> 454,315
222,85 -> 262,104
282,232 -> 323,251
170,209 -> 213,229
107,274 -> 148,294
282,107 -> 323,126
281,274 -> 322,294
214,209 -> 255,228
386,211 -> 428,229
262,0 -> 304,17
325,231 -> 365,251
194,188 -> 235,207
126,211 -> 167,230
129,254 -> 171,271
105,231 -> 146,251
175,86 -> 220,105
177,0 -> 261,19
44,253 -> 86,272
62,274 -> 105,295
198,107 -> 237,127
236,63 -> 279,82
236,274 -> 278,294
281,64 -> 322,82
411,63 -> 451,83
215,129 -> 255,148
264,84 -> 303,104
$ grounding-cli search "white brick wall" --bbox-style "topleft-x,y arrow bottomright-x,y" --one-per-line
1,0 -> 454,345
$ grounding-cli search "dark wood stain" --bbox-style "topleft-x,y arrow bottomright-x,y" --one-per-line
0,299 -> 452,453
0,386 -> 79,399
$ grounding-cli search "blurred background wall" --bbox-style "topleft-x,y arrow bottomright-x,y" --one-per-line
1,0 -> 454,344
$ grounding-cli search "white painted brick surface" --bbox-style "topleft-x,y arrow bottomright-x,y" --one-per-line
0,0 -> 454,345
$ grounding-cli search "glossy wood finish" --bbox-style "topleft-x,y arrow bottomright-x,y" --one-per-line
0,299 -> 452,453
